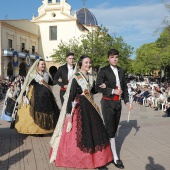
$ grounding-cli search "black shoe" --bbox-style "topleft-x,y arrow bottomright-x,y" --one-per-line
98,166 -> 108,170
113,160 -> 124,169
154,108 -> 158,111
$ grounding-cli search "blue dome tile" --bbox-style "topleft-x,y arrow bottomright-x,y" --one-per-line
77,7 -> 98,26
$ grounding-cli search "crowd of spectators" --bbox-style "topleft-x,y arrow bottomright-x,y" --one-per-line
127,78 -> 170,117
0,75 -> 25,100
1,74 -> 170,117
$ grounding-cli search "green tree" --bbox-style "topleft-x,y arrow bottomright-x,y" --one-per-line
156,26 -> 170,67
134,26 -> 170,75
51,27 -> 134,71
134,43 -> 160,75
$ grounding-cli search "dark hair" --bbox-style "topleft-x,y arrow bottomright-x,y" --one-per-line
38,59 -> 45,65
167,97 -> 170,102
66,52 -> 74,58
107,49 -> 119,58
78,55 -> 91,68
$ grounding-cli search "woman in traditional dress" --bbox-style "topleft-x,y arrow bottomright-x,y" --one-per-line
50,55 -> 113,169
14,59 -> 60,134
1,85 -> 17,122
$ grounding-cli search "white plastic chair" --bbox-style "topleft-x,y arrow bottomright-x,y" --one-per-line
161,98 -> 167,111
143,97 -> 147,105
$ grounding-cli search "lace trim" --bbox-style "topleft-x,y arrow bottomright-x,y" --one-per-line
75,98 -> 109,154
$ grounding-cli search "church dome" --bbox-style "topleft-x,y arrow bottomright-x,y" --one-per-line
77,7 -> 98,26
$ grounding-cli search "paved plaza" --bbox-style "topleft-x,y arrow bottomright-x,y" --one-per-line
0,85 -> 170,170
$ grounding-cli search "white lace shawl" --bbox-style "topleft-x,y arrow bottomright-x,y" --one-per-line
16,59 -> 52,105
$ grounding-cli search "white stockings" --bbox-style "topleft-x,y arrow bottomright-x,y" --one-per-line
110,137 -> 119,164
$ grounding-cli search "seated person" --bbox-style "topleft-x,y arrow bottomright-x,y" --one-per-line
154,89 -> 167,111
137,86 -> 150,105
133,84 -> 142,102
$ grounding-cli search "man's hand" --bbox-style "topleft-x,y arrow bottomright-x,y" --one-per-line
114,89 -> 122,95
99,83 -> 106,88
64,85 -> 68,89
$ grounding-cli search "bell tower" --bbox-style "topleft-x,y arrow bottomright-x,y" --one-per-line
34,0 -> 71,18
42,0 -> 66,5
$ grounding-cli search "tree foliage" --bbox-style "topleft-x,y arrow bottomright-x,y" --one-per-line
134,26 -> 170,75
162,0 -> 170,26
51,27 -> 134,71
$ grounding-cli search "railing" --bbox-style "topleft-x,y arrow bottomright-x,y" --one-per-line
3,49 -> 41,59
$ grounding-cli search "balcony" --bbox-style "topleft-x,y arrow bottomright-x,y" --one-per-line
3,49 -> 41,59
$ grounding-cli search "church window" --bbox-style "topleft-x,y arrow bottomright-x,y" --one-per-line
21,43 -> 25,52
49,26 -> 57,40
48,0 -> 52,3
8,39 -> 13,50
32,46 -> 35,54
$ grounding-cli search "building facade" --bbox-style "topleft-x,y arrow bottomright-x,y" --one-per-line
0,20 -> 40,78
0,0 -> 99,79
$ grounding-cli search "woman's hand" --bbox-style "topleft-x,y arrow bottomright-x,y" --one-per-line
99,83 -> 106,88
66,114 -> 72,122
66,114 -> 72,132
58,78 -> 62,82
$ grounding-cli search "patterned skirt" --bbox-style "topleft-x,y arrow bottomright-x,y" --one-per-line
50,95 -> 113,168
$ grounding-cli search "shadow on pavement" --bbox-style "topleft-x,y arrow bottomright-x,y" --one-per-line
145,156 -> 165,170
116,119 -> 140,157
0,149 -> 31,169
0,126 -> 28,157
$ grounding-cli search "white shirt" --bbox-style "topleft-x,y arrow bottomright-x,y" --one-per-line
67,64 -> 73,80
111,65 -> 121,89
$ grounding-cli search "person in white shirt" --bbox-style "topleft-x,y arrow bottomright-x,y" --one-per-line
96,49 -> 132,169
53,52 -> 75,105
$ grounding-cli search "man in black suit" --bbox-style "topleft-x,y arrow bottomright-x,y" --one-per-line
96,49 -> 132,169
54,52 -> 75,105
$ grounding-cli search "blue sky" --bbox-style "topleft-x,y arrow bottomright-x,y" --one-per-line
0,0 -> 169,58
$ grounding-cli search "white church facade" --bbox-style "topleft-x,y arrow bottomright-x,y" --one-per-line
0,0 -> 99,79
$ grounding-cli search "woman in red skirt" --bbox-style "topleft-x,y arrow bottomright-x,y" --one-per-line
50,55 -> 113,169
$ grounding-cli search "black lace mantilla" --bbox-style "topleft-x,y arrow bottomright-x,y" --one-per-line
75,95 -> 110,154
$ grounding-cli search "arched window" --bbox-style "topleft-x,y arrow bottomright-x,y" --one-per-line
7,61 -> 13,77
19,62 -> 26,76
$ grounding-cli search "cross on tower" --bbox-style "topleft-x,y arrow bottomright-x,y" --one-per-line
81,0 -> 87,7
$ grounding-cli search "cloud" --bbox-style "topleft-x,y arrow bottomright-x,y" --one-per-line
90,2 -> 169,51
